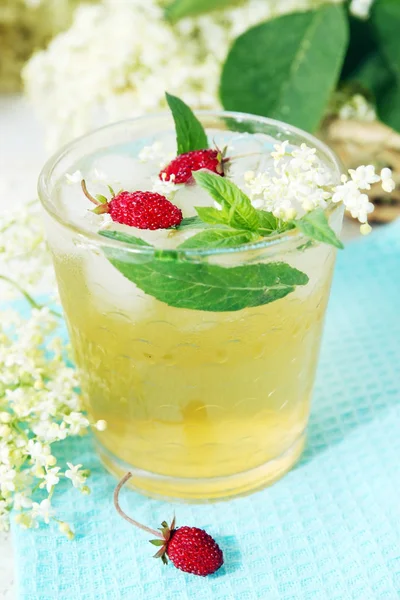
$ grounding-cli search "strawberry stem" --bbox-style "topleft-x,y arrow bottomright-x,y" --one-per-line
113,473 -> 164,539
81,179 -> 102,206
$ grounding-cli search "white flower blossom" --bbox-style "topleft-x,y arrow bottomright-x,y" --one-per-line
65,463 -> 87,489
39,467 -> 60,493
151,172 -> 180,198
349,165 -> 380,190
0,466 -> 16,494
380,167 -> 396,193
246,143 -> 392,229
31,498 -> 55,525
63,412 -> 90,435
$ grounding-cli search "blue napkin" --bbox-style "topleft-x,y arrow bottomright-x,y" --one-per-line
12,221 -> 400,600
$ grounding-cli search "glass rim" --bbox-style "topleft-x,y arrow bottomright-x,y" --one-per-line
38,109 -> 344,258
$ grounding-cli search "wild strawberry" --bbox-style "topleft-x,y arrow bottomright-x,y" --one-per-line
81,181 -> 182,229
159,149 -> 225,184
164,525 -> 224,576
114,473 -> 224,577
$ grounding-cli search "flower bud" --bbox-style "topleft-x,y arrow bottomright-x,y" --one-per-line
95,420 -> 107,431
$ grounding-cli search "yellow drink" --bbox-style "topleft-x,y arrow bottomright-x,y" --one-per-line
39,112 -> 342,500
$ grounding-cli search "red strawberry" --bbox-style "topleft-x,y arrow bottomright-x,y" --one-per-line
114,473 -> 224,577
164,525 -> 223,576
81,181 -> 182,230
159,149 -> 225,184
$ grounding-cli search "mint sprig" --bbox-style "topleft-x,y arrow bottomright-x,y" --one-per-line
193,170 -> 260,231
294,209 -> 344,249
166,92 -> 208,155
178,228 -> 259,250
103,248 -> 309,312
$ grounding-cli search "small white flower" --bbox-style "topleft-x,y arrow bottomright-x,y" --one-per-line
31,498 -> 55,525
65,463 -> 87,488
95,419 -> 107,432
26,440 -> 51,467
380,167 -> 396,193
349,165 -> 380,190
0,465 -> 16,494
63,412 -> 90,435
271,141 -> 289,162
151,172 -> 179,198
13,492 -> 33,511
39,467 -> 60,493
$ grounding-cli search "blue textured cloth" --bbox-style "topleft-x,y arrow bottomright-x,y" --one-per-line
12,222 -> 400,600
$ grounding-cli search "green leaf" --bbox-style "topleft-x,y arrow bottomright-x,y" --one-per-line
370,0 -> 400,130
350,52 -> 393,100
165,92 -> 208,155
376,83 -> 400,131
165,0 -> 243,23
295,209 -> 344,249
195,206 -> 231,226
98,230 -> 152,247
96,194 -> 108,205
107,185 -> 116,197
256,210 -> 295,237
149,540 -> 165,547
178,215 -> 212,230
371,0 -> 400,77
220,4 -> 349,132
178,228 -> 259,250
341,15 -> 378,81
193,171 -> 259,231
105,254 -> 309,312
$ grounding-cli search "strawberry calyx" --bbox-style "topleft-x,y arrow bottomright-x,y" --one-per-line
149,517 -> 176,565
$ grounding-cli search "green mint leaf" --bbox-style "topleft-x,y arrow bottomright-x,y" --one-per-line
178,228 -> 259,250
295,209 -> 344,249
95,194 -> 108,205
178,215 -> 212,230
98,230 -> 152,247
256,210 -> 296,236
165,0 -> 243,23
195,206 -> 231,226
193,171 -> 259,231
220,4 -> 349,132
370,0 -> 400,130
165,92 -> 208,155
105,254 -> 309,312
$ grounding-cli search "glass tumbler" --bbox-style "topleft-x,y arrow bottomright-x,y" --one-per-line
38,112 -> 343,501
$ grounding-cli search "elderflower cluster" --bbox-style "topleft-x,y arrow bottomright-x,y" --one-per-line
0,0 -> 80,92
0,200 -> 54,300
23,0 -> 342,149
0,306 -> 107,534
245,141 -> 395,231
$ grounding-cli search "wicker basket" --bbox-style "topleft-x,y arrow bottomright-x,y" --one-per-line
321,118 -> 400,224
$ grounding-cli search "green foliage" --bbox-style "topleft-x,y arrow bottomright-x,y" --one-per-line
220,5 -> 349,132
165,92 -> 208,154
165,0 -> 243,23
